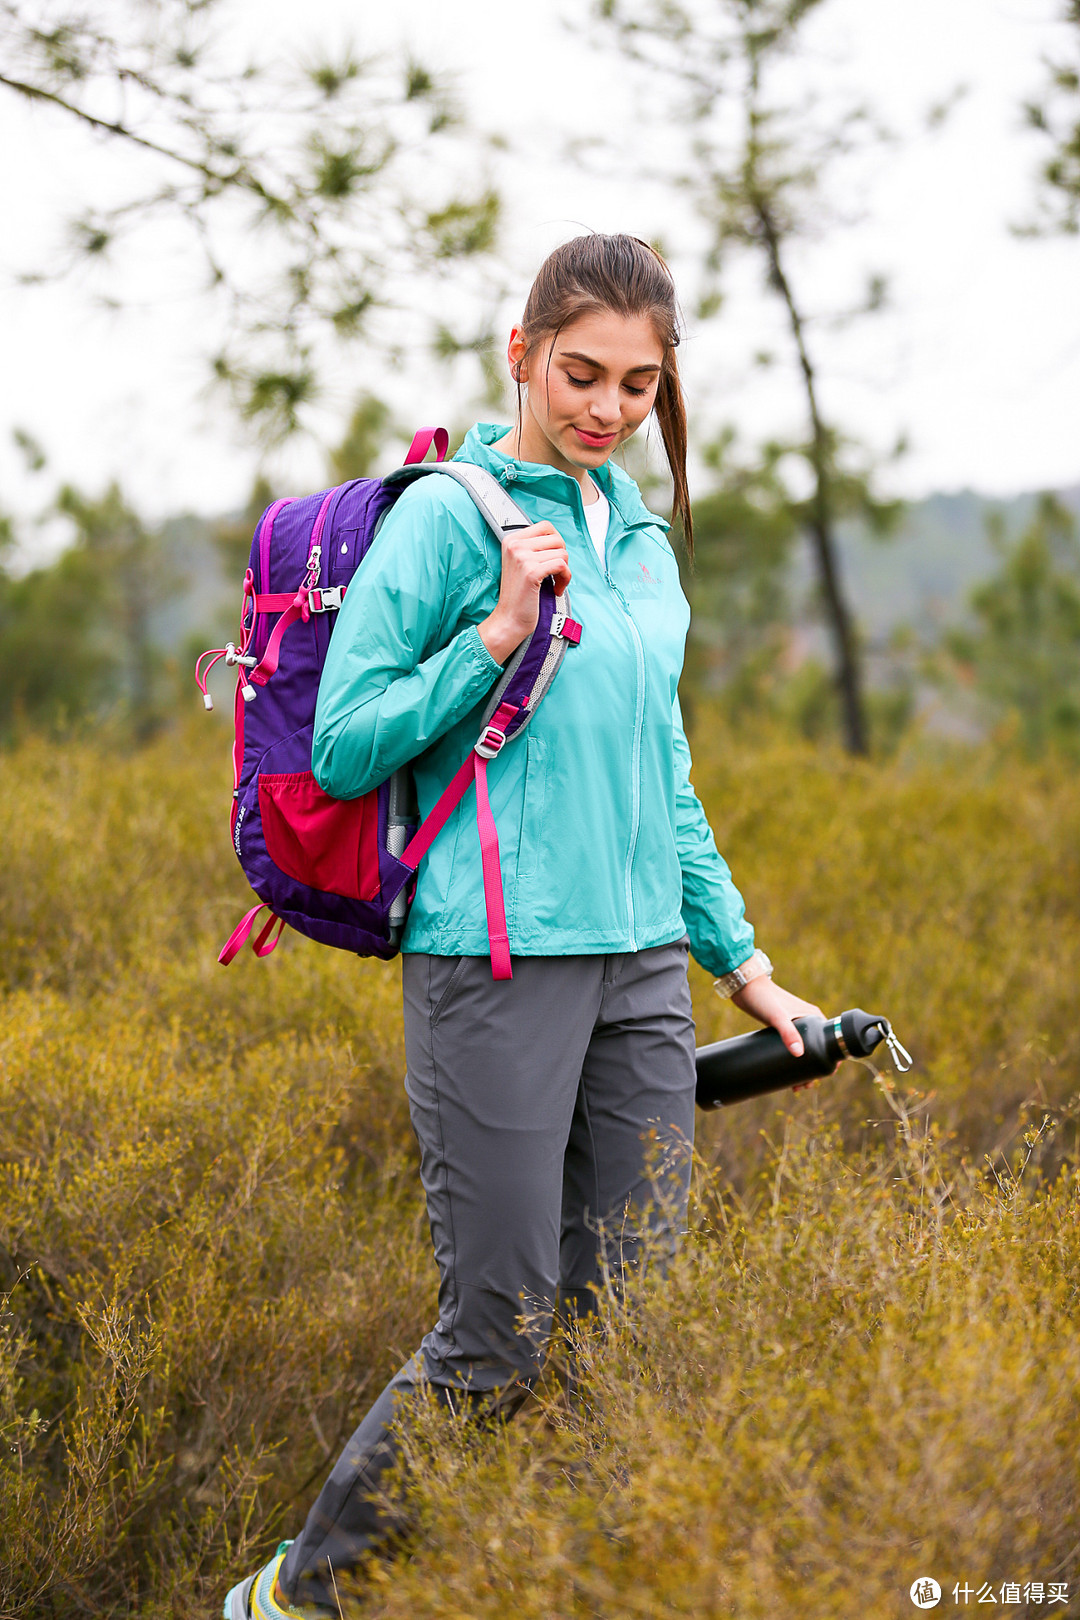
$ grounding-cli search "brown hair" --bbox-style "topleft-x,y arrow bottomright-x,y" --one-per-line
517,233 -> 693,555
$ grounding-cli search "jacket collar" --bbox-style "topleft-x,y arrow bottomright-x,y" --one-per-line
457,422 -> 669,534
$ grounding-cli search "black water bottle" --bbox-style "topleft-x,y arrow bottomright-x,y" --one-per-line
695,1008 -> 897,1110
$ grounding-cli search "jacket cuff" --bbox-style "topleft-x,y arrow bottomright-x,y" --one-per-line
463,622 -> 505,679
708,928 -> 757,978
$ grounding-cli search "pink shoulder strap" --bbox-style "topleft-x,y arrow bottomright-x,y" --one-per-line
401,700 -> 520,981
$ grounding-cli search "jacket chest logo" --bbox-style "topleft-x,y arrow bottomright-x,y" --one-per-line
625,561 -> 662,600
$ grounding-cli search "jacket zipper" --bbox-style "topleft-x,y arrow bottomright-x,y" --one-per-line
572,477 -> 653,954
585,495 -> 646,954
608,573 -> 645,951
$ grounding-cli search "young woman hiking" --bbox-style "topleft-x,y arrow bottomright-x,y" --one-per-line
225,232 -> 824,1619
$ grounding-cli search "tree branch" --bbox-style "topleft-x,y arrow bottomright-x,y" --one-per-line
0,70 -> 277,204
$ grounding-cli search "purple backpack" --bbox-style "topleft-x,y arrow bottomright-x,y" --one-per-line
195,428 -> 582,980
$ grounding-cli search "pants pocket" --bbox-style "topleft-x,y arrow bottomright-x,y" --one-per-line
428,955 -> 472,1024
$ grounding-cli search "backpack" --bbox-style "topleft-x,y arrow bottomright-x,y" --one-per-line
195,428 -> 582,981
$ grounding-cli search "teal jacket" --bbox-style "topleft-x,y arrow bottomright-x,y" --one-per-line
312,423 -> 754,974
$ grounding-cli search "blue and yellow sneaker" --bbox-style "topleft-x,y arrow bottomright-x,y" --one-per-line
223,1542 -> 335,1619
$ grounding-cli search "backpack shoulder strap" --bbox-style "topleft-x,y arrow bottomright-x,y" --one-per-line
384,456 -> 583,984
382,460 -> 532,540
383,457 -> 582,737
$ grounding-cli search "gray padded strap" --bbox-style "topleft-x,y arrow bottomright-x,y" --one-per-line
382,458 -> 580,738
480,591 -> 571,735
382,461 -> 531,540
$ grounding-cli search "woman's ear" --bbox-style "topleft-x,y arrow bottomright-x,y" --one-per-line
507,326 -> 528,382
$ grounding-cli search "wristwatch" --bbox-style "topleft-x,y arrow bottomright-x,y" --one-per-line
714,949 -> 773,999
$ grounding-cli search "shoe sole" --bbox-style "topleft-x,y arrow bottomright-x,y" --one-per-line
223,1571 -> 255,1620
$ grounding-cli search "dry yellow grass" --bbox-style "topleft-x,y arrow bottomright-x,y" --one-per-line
365,1125 -> 1080,1620
0,719 -> 1077,1617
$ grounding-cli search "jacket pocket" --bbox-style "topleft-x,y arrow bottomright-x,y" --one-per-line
259,771 -> 381,900
515,733 -> 549,880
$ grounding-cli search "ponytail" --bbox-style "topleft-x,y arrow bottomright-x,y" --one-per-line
654,359 -> 692,555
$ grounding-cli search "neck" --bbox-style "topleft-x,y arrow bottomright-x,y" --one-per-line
491,415 -> 600,503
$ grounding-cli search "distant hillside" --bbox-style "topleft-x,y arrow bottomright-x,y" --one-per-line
151,512 -> 234,654
828,485 -> 1080,644
152,484 -> 1080,662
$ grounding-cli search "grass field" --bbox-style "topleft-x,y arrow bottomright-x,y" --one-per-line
0,719 -> 1077,1618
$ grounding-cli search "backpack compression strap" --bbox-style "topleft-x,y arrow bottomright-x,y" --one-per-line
218,902 -> 286,964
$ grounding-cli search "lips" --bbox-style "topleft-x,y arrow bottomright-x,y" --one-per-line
574,427 -> 617,448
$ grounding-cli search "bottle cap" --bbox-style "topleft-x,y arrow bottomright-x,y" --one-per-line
837,1009 -> 913,1070
838,1009 -> 888,1058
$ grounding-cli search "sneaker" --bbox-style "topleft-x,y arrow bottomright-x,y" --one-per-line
223,1542 -> 335,1619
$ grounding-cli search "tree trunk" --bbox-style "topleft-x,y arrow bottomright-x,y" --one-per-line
757,205 -> 869,756
123,526 -> 159,746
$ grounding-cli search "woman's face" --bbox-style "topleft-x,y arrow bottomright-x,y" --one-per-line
508,309 -> 665,476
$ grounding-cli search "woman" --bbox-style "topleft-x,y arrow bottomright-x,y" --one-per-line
226,233 -> 823,1620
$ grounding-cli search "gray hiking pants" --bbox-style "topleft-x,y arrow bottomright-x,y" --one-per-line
280,939 -> 696,1608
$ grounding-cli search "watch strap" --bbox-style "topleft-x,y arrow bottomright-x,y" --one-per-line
714,949 -> 773,999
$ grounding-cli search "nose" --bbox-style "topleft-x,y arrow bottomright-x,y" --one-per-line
588,384 -> 622,426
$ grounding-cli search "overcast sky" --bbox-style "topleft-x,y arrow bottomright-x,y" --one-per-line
2,0 -> 1077,547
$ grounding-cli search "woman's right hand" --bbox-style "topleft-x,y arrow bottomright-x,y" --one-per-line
478,521 -> 572,665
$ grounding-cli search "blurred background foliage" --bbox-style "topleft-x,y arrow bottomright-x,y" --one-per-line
0,0 -> 504,439
932,494 -> 1080,757
3,405 -> 1078,760
2,1 -> 1077,756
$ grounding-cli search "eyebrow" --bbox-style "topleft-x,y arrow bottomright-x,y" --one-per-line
560,350 -> 662,375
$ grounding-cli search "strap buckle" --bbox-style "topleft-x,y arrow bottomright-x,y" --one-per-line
307,586 -> 344,613
550,612 -> 582,644
475,724 -> 507,760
